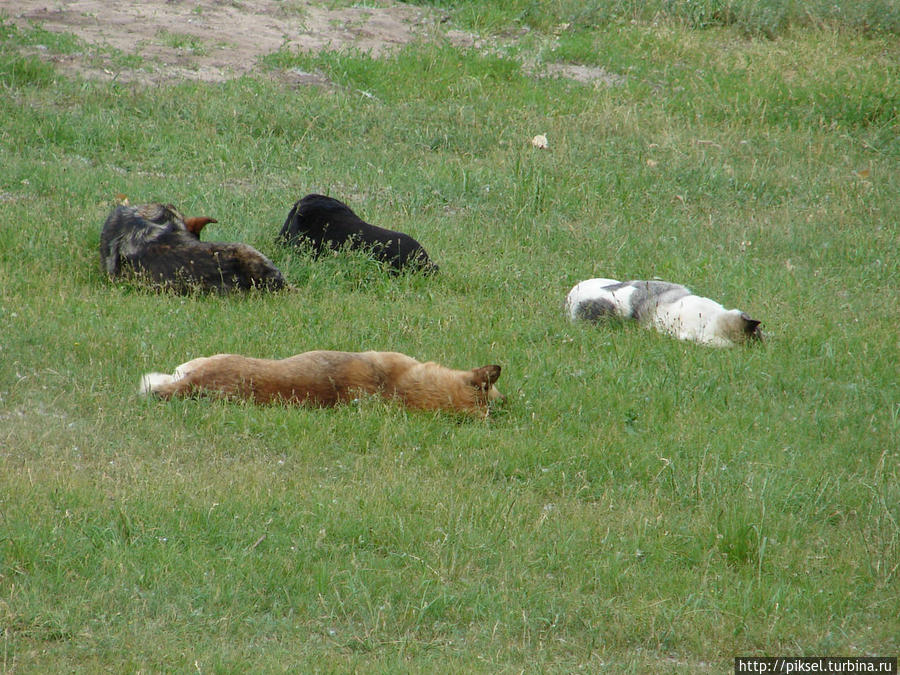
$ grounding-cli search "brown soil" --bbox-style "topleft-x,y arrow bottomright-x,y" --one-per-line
4,0 -> 623,86
7,0 -> 454,84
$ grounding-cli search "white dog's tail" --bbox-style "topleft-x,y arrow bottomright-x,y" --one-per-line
139,372 -> 175,396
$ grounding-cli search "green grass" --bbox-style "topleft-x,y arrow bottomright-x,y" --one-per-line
156,29 -> 210,56
1,6 -> 899,673
410,0 -> 900,36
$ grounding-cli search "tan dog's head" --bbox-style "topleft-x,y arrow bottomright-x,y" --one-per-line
468,365 -> 504,413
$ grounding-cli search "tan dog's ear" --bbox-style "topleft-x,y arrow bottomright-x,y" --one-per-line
470,365 -> 501,391
184,216 -> 218,236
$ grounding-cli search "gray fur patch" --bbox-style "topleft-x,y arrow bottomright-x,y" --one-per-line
574,298 -> 617,322
622,280 -> 691,320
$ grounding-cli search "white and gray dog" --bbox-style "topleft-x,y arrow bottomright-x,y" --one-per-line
566,278 -> 762,347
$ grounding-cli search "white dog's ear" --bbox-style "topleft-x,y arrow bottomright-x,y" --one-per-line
740,313 -> 763,339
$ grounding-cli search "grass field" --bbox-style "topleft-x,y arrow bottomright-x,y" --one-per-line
1,1 -> 898,672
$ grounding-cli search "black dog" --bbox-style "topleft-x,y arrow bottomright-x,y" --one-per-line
100,203 -> 285,293
279,194 -> 437,273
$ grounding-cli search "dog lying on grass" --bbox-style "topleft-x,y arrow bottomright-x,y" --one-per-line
100,202 -> 285,293
566,277 -> 762,347
141,350 -> 502,417
279,194 -> 437,273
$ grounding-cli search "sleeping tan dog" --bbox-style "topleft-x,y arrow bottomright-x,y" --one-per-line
140,350 -> 503,417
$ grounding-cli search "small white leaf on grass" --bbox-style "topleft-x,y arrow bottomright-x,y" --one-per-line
531,134 -> 549,149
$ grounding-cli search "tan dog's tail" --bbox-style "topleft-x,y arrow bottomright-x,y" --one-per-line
140,372 -> 179,398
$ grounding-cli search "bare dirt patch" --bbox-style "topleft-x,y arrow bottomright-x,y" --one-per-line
4,0 -> 623,87
5,0 -> 458,84
540,62 -> 625,87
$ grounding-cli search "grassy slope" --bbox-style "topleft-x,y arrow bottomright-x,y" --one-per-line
1,8 -> 898,674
